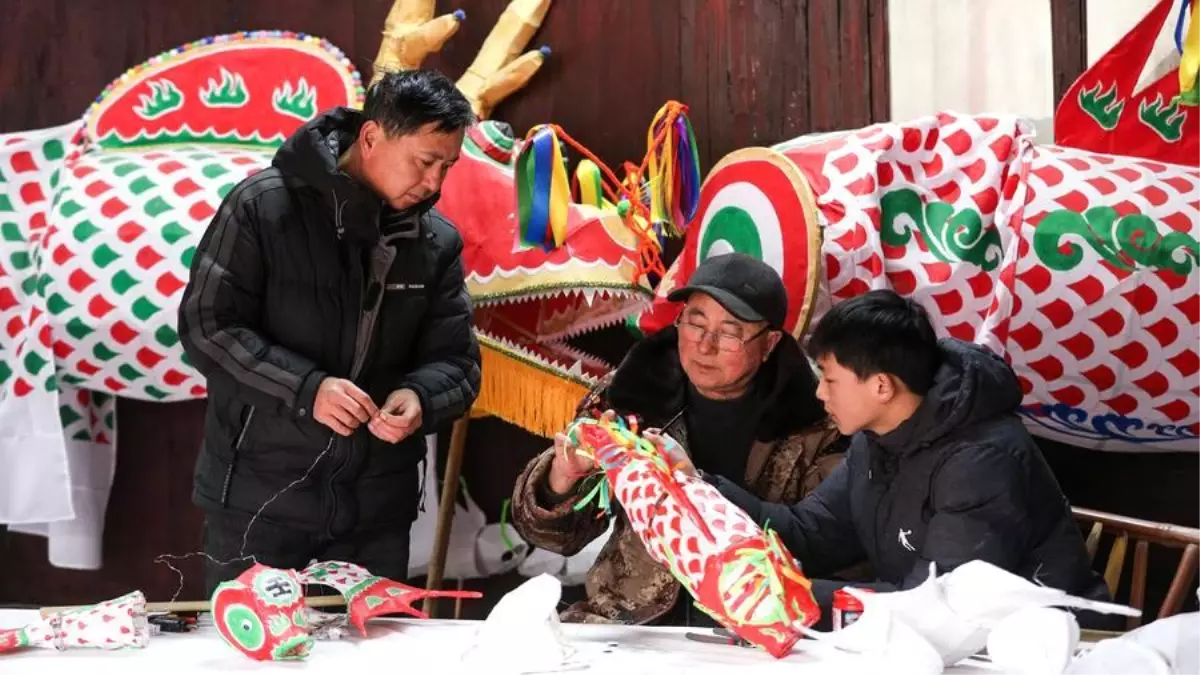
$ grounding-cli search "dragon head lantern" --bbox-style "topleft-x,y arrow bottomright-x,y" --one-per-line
440,104 -> 700,436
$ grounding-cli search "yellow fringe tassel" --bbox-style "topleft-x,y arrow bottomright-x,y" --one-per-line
471,343 -> 591,438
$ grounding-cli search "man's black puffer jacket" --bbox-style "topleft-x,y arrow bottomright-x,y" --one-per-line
179,107 -> 481,536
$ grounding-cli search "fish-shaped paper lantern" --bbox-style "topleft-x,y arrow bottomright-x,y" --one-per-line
566,416 -> 819,658
211,564 -> 312,661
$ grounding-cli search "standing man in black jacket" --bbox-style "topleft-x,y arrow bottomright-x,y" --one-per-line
178,70 -> 481,594
704,290 -> 1111,628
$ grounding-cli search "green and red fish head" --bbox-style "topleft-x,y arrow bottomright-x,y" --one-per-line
211,564 -> 313,661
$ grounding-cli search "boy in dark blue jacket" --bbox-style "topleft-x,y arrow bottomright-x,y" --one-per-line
702,290 -> 1111,628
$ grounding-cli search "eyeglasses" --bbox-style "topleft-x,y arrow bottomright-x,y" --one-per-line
675,316 -> 770,353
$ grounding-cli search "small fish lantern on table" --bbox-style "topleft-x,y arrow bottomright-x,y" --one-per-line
0,591 -> 151,654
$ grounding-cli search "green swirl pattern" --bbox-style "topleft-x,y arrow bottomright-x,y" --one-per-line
1034,206 -> 1199,275
880,188 -> 1003,271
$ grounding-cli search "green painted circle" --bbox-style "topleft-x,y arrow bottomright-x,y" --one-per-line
222,603 -> 265,652
699,206 -> 763,261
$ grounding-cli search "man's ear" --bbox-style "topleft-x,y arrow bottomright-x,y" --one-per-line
763,330 -> 783,361
872,372 -> 898,403
359,120 -> 382,155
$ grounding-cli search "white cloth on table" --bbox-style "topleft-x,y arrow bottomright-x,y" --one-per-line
0,616 -> 1013,674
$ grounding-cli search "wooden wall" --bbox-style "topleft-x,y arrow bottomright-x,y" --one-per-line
0,0 -> 890,173
0,0 -> 1194,617
1051,0 -> 1089,106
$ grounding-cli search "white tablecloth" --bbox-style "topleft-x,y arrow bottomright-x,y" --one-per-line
0,609 -> 1009,674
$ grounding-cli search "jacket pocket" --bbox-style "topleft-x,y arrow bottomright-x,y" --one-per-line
220,405 -> 256,507
373,286 -> 428,365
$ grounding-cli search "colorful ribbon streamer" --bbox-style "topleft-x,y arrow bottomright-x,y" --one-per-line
573,158 -> 608,208
1176,0 -> 1192,52
646,102 -> 702,238
1177,0 -> 1198,105
516,125 -> 570,250
514,102 -> 697,276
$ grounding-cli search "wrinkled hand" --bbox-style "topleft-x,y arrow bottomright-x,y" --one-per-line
314,378 -> 379,437
645,428 -> 696,476
547,433 -> 594,496
369,388 -> 423,444
547,410 -> 617,495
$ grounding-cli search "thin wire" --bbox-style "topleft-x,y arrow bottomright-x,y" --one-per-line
152,438 -> 333,605
153,551 -> 256,606
239,440 -> 333,557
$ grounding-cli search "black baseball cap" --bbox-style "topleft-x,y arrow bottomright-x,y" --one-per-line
667,252 -> 788,328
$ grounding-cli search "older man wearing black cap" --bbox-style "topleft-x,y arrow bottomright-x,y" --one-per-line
511,252 -> 847,627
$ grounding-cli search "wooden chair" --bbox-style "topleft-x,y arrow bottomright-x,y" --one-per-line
1072,506 -> 1200,630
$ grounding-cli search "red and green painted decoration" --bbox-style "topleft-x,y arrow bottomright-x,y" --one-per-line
1,30 -> 364,404
879,190 -> 1198,275
211,561 -> 483,662
463,121 -> 517,168
83,31 -> 365,150
1056,0 -> 1198,166
297,561 -> 481,636
629,147 -> 822,339
1,133 -> 70,398
211,565 -> 313,662
1034,206 -> 1199,275
34,147 -> 263,401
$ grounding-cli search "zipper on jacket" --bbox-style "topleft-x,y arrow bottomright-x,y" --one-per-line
324,221 -> 413,537
348,241 -> 395,380
872,450 -> 893,577
324,201 -> 366,538
220,406 -> 256,507
321,433 -> 340,537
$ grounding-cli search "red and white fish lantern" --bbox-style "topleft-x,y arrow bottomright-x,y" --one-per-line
566,417 -> 820,658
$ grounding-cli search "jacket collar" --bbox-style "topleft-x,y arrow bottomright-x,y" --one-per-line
862,339 -> 1024,471
272,107 -> 439,243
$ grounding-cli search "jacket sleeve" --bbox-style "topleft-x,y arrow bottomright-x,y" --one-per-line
509,447 -> 612,557
897,443 -> 1027,589
178,194 -> 326,418
712,456 -> 866,577
398,231 -> 481,431
508,371 -> 618,556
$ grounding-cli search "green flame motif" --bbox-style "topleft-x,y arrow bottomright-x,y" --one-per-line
273,78 -> 318,120
268,613 -> 291,637
1078,82 -> 1126,131
1138,94 -> 1188,142
200,68 -> 249,108
134,80 -> 184,120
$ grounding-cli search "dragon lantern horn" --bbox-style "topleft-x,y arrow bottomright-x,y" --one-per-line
370,0 -> 466,86
456,0 -> 553,119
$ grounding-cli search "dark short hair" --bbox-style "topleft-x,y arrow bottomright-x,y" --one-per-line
363,70 -> 476,136
807,289 -> 940,395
